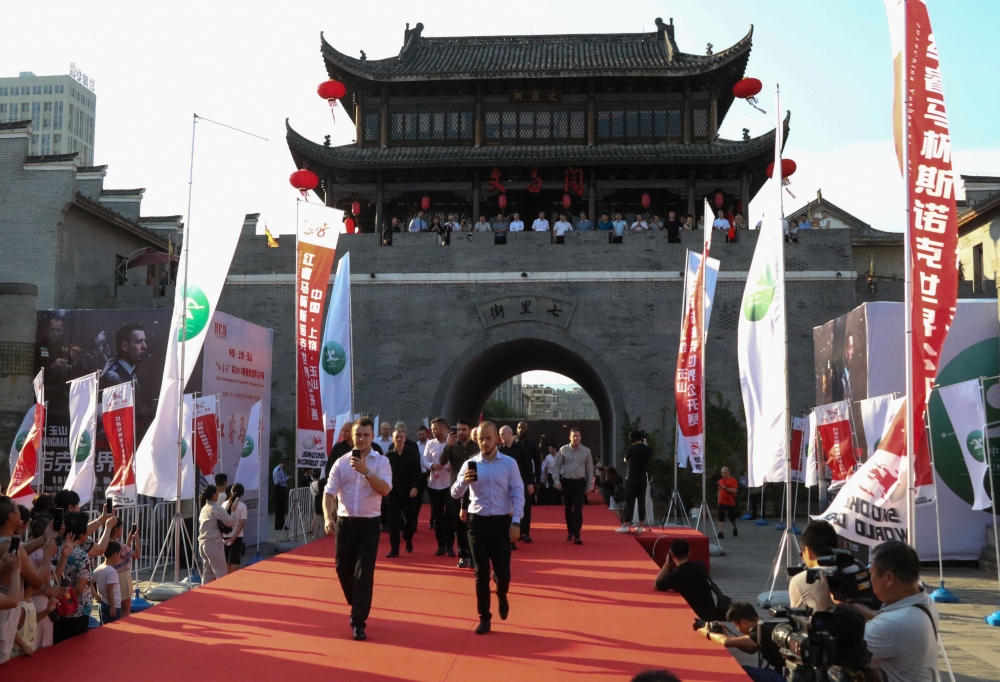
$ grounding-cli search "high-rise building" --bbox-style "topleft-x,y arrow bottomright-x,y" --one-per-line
489,375 -> 523,413
0,67 -> 97,164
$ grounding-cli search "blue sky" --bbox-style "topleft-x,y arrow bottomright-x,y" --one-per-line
7,1 -> 998,386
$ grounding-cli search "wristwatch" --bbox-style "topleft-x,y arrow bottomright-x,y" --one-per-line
364,470 -> 374,479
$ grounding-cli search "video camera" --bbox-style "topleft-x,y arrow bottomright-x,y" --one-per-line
765,606 -> 871,682
787,548 -> 879,608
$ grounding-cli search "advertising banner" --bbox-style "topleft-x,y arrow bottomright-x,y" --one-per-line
192,396 -> 219,477
740,91 -> 789,488
235,401 -> 261,492
7,405 -> 35,479
102,382 -> 136,506
320,252 -> 353,444
7,370 -> 45,504
790,417 -> 806,483
859,394 -> 895,460
805,411 -> 819,488
936,379 -> 991,511
296,201 -> 341,470
815,401 -> 856,483
884,0 -> 960,496
64,373 -> 98,506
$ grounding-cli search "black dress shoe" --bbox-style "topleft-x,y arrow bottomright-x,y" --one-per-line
566,533 -> 573,541
475,619 -> 491,635
446,548 -> 456,558
574,535 -> 582,545
468,559 -> 476,570
733,528 -> 738,537
510,542 -> 518,550
435,547 -> 446,556
522,535 -> 532,543
352,625 -> 367,641
458,557 -> 468,568
385,551 -> 399,558
498,596 -> 509,621
405,542 -> 414,553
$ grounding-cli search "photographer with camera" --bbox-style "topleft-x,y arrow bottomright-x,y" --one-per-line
789,521 -> 836,612
850,540 -> 939,682
698,602 -> 786,682
653,539 -> 720,621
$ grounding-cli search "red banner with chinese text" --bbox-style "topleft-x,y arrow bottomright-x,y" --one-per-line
886,0 -> 959,498
193,396 -> 219,476
296,202 -> 341,470
814,401 -> 856,483
103,382 -> 136,506
7,370 -> 46,504
675,254 -> 707,474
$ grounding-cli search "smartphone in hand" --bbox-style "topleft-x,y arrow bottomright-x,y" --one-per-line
105,498 -> 114,515
467,460 -> 478,481
8,536 -> 20,554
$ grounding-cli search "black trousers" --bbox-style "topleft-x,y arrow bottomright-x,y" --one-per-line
468,514 -> 512,619
561,477 -> 586,536
387,493 -> 416,552
53,614 -> 90,643
335,516 -> 381,626
447,494 -> 471,557
427,486 -> 453,549
521,483 -> 533,537
274,485 -> 288,530
623,477 -> 647,524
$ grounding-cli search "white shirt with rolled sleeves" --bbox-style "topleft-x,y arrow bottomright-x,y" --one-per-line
422,438 -> 451,491
553,220 -> 573,236
451,452 -> 525,522
508,220 -> 525,232
324,450 -> 393,518
531,218 -> 550,232
864,591 -> 939,682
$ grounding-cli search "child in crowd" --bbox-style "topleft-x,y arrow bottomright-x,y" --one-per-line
10,582 -> 56,658
93,541 -> 122,624
108,519 -> 139,617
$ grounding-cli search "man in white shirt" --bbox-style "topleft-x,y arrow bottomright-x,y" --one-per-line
423,418 -> 455,557
788,521 -> 836,612
853,540 -> 939,682
373,421 -> 393,456
408,211 -> 427,232
324,417 -> 392,641
474,215 -> 492,233
508,212 -> 525,232
531,211 -> 550,232
541,447 -> 558,503
630,215 -> 648,231
553,213 -> 573,244
451,421 -> 524,635
712,210 -> 731,230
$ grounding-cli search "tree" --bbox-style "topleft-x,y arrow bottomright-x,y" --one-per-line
482,399 -> 525,421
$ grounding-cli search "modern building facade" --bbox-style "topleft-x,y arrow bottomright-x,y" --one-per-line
289,19 -> 785,236
0,70 -> 97,163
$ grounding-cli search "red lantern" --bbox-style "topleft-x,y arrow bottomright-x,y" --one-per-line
498,194 -> 507,210
733,77 -> 766,114
713,192 -> 725,208
640,193 -> 651,209
351,201 -> 361,217
289,169 -> 319,198
345,217 -> 356,234
736,201 -> 743,214
317,79 -> 347,121
562,194 -> 572,210
766,159 -> 797,179
421,195 -> 431,211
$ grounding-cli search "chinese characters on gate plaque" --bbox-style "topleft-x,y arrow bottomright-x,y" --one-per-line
477,296 -> 576,330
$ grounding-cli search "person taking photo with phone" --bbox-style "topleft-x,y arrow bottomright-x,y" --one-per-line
450,422 -> 524,635
323,417 -> 392,641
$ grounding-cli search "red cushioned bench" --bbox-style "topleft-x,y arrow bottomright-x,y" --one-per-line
635,527 -> 711,575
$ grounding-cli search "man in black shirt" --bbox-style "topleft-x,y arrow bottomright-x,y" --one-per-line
513,422 -> 541,543
699,601 -> 786,681
617,430 -> 653,533
664,210 -> 683,243
653,539 -> 718,622
384,426 -> 423,557
499,425 -> 532,549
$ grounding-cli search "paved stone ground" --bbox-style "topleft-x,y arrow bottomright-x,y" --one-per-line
698,518 -> 1000,681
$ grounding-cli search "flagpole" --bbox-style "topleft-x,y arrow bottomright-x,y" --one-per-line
41,400 -> 49,495
925,404 -> 957,603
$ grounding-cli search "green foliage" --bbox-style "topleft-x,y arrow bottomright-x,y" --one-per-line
482,399 -> 525,421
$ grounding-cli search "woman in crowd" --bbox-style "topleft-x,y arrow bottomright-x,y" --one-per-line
223,484 -> 248,574
108,518 -> 140,616
52,513 -> 92,644
197,485 -> 237,584
428,215 -> 443,236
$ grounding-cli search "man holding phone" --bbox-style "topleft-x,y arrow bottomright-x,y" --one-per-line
323,417 -> 392,641
450,422 -> 524,635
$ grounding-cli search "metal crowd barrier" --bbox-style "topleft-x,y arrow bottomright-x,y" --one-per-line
286,486 -> 318,542
87,501 -> 185,574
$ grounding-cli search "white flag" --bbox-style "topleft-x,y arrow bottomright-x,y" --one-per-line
321,253 -> 353,435
740,87 -> 788,488
169,394 -> 197,501
937,380 -> 991,510
64,373 -> 99,505
235,401 -> 261,492
806,411 -> 819,488
677,247 -> 721,471
859,394 -> 895,460
7,405 -> 35,478
135,199 -> 244,498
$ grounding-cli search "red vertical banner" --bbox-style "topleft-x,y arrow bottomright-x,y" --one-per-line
7,370 -> 45,504
103,382 -> 136,505
296,202 -> 341,470
193,396 -> 219,476
886,0 -> 959,501
814,401 -> 857,484
675,258 -> 706,473
790,417 -> 805,483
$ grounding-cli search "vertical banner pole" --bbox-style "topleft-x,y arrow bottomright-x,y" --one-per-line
981,378 -> 1000,625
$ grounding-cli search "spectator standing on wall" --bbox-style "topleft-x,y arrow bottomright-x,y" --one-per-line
712,210 -> 731,231
459,218 -> 472,233
531,212 -> 550,233
408,211 -> 427,232
553,214 -> 573,244
493,213 -> 509,244
576,211 -> 593,231
819,210 -> 832,229
474,215 -> 492,233
664,211 -> 682,243
597,213 -> 613,232
630,215 -> 649,231
611,213 -> 627,244
799,215 -> 813,230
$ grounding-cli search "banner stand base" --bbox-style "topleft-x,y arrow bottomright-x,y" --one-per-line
275,496 -> 308,553
144,512 -> 198,597
929,580 -> 959,604
693,500 -> 724,556
661,488 -> 691,528
986,609 -> 1000,626
763,528 -> 801,605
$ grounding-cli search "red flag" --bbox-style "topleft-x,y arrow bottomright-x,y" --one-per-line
103,382 -> 136,506
7,370 -> 44,504
193,397 -> 219,476
814,401 -> 857,483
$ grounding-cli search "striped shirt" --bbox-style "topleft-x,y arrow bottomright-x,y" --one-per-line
553,444 -> 594,483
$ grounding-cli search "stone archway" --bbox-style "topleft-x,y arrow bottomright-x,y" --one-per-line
430,326 -> 625,462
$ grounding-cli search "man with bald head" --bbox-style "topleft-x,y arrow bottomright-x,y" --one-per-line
451,421 -> 524,635
499,425 -> 534,549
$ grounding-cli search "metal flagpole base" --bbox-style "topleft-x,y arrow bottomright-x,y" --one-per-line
929,580 -> 959,604
790,523 -> 801,535
740,511 -> 754,521
694,500 -> 724,556
143,513 -> 196,601
662,488 -> 691,527
755,516 -> 770,526
760,528 -> 801,608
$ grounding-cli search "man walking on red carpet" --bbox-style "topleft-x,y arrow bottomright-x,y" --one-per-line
552,429 -> 594,544
323,417 -> 392,641
451,421 -> 524,635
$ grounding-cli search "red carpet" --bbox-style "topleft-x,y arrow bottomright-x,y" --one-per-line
6,502 -> 749,681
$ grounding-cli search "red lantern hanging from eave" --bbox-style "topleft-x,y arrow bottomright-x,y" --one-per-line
351,201 -> 361,217
498,194 -> 507,210
733,77 -> 767,114
562,193 -> 572,210
421,195 -> 431,211
317,79 -> 347,122
766,159 -> 798,199
345,217 -> 356,234
713,192 -> 725,208
640,193 -> 651,209
289,169 -> 319,198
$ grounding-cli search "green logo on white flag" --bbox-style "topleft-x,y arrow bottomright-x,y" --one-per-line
967,430 -> 986,463
321,341 -> 347,376
242,436 -> 254,458
743,265 -> 775,322
14,431 -> 28,453
178,286 -> 211,341
74,431 -> 92,463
